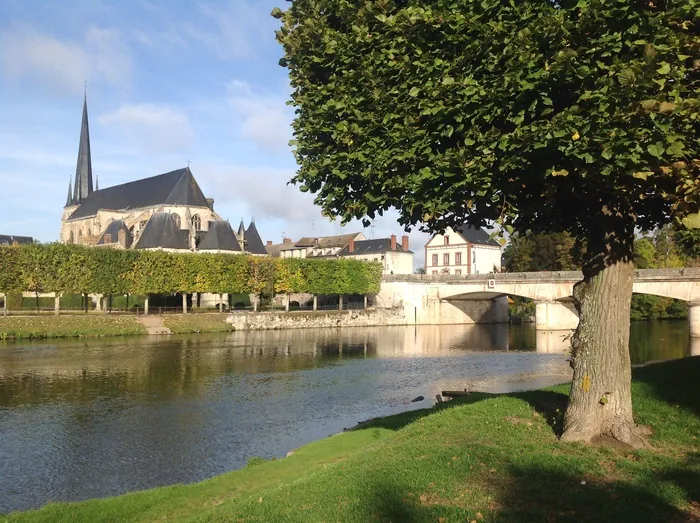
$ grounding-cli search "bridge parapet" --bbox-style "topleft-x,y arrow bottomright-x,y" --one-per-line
383,267 -> 700,284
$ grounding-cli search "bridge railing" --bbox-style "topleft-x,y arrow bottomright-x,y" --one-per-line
382,267 -> 700,283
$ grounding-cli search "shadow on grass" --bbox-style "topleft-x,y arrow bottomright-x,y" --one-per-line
353,389 -> 570,436
632,356 -> 700,417
359,461 -> 697,523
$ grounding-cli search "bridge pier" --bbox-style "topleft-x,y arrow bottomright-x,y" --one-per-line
690,303 -> 700,339
535,301 -> 579,331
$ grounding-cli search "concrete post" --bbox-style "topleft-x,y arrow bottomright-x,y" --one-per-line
285,294 -> 290,313
54,293 -> 60,316
182,293 -> 188,315
339,295 -> 344,311
690,303 -> 700,338
313,295 -> 317,312
363,295 -> 368,309
535,301 -> 579,331
144,296 -> 149,316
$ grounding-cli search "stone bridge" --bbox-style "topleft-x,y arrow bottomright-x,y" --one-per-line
378,268 -> 700,337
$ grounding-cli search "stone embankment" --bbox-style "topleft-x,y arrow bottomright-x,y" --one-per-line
227,308 -> 407,331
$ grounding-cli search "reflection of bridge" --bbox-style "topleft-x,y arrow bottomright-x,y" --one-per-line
379,268 -> 700,337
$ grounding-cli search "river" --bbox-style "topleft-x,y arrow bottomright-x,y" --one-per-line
0,321 -> 694,513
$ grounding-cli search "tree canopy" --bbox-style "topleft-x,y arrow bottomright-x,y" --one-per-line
275,0 -> 698,251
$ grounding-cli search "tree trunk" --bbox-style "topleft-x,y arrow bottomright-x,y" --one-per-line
182,293 -> 188,315
561,226 -> 648,448
36,292 -> 40,314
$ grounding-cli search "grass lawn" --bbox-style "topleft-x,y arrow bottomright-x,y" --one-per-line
7,358 -> 699,522
0,315 -> 146,340
161,313 -> 233,334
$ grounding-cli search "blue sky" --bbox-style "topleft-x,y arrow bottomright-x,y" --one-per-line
0,0 -> 432,266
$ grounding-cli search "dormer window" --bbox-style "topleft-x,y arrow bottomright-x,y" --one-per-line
444,235 -> 450,245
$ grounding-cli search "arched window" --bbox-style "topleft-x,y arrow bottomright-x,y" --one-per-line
172,213 -> 181,228
68,231 -> 74,244
191,214 -> 201,230
77,230 -> 83,244
87,228 -> 92,237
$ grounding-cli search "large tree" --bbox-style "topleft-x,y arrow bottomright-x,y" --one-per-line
275,0 -> 699,445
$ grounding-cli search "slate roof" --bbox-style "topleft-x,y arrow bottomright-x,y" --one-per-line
72,95 -> 93,205
134,213 -> 189,250
265,243 -> 283,257
244,221 -> 267,255
198,221 -> 242,252
295,233 -> 362,248
337,238 -> 413,256
96,220 -> 133,248
68,167 -> 209,221
455,225 -> 501,247
0,235 -> 34,246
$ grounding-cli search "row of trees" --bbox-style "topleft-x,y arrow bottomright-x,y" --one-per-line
503,226 -> 700,319
0,244 -> 382,299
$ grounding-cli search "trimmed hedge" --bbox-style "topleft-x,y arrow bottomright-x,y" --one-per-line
0,244 -> 382,297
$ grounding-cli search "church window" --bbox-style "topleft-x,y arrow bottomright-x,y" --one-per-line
172,213 -> 181,228
77,230 -> 83,244
191,214 -> 201,231
87,228 -> 92,237
68,231 -> 74,244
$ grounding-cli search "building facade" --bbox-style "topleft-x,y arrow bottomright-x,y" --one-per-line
336,235 -> 413,275
425,225 -> 502,275
60,95 -> 267,256
274,233 -> 366,259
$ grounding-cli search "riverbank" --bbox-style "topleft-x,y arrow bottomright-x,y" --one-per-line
7,357 -> 699,522
0,313 -> 235,340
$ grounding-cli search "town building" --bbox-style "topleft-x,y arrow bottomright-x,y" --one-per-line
0,235 -> 34,246
336,235 -> 413,274
60,95 -> 266,256
276,233 -> 366,259
425,225 -> 502,275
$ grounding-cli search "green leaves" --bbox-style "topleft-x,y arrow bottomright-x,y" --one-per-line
276,0 -> 699,245
647,143 -> 665,158
0,245 -> 382,297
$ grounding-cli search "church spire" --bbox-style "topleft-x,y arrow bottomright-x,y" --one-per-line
65,178 -> 73,207
73,94 -> 93,204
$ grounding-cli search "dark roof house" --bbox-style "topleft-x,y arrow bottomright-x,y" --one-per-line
243,221 -> 268,255
454,225 -> 501,247
96,220 -> 133,248
0,235 -> 34,246
337,237 -> 413,256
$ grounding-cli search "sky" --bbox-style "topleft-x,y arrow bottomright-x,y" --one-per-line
0,0 -> 433,267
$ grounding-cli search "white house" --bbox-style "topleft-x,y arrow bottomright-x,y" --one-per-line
337,235 -> 414,274
276,233 -> 366,259
425,225 -> 501,275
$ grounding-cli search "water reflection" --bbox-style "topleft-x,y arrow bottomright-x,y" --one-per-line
0,321 -> 692,513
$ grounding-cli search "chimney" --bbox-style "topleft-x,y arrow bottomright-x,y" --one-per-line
104,233 -> 112,244
348,238 -> 355,253
206,198 -> 215,210
401,235 -> 409,251
117,229 -> 126,248
283,237 -> 292,244
390,234 -> 397,251
267,240 -> 273,246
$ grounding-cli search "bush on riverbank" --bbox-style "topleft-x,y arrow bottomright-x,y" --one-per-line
0,316 -> 146,340
8,357 -> 699,522
162,313 -> 233,334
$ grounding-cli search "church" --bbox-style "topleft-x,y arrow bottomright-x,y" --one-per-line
60,96 -> 267,256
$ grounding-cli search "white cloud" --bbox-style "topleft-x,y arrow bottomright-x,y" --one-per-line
0,26 -> 132,94
227,80 -> 293,152
99,103 -> 195,153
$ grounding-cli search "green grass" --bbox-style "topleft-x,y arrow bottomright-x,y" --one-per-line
162,313 -> 233,334
0,315 -> 146,340
7,358 -> 700,522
